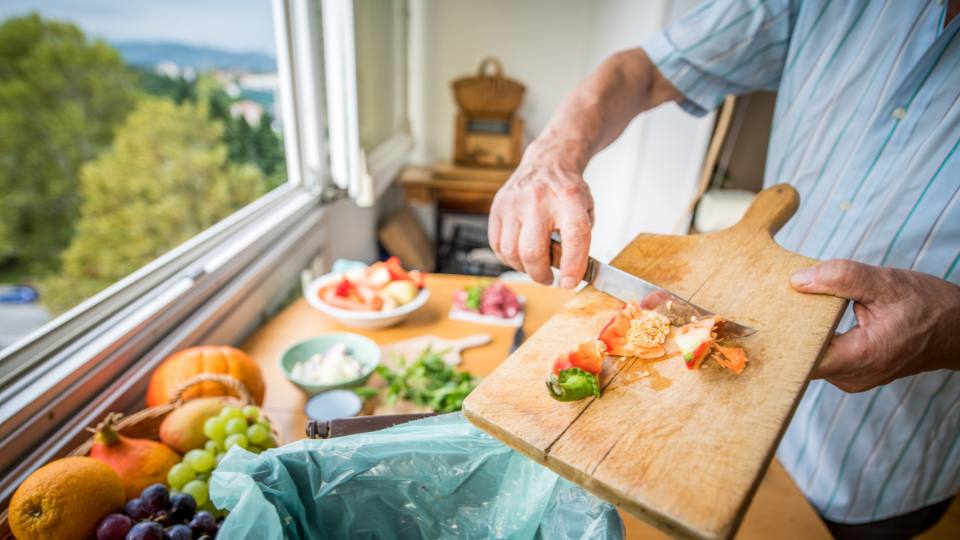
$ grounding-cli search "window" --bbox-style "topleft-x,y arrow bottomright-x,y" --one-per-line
322,0 -> 411,205
0,0 -> 287,340
0,0 -> 412,506
355,0 -> 408,151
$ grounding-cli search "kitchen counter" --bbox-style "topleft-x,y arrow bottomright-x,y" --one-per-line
242,273 -> 830,539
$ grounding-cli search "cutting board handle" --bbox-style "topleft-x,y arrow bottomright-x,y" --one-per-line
730,184 -> 800,237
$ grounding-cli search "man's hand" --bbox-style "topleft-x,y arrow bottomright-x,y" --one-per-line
791,259 -> 960,392
488,49 -> 682,288
488,139 -> 594,288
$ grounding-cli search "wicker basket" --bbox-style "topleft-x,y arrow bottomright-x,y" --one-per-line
0,374 -> 277,539
452,57 -> 525,119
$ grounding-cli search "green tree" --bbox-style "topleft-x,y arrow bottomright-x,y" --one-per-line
253,114 -> 286,189
42,98 -> 264,312
140,71 -> 287,188
0,14 -> 138,272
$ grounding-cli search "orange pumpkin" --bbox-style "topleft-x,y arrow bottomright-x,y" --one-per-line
146,345 -> 265,407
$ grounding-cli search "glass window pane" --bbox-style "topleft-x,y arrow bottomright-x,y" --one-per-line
353,0 -> 407,151
0,1 -> 287,344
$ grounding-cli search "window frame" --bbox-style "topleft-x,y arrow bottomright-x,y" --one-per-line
322,0 -> 413,206
0,0 -> 335,506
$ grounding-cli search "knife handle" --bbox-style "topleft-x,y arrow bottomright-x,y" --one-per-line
550,232 -> 598,284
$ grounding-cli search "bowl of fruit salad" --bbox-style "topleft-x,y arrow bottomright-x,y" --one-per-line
305,257 -> 429,329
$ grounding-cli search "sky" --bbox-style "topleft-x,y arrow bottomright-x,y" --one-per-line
0,0 -> 277,55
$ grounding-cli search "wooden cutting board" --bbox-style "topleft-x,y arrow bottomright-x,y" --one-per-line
462,185 -> 847,540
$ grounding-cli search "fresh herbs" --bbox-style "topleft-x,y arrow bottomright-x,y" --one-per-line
374,347 -> 477,413
463,282 -> 488,312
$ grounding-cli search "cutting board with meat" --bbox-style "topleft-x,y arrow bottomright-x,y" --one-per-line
462,185 -> 847,540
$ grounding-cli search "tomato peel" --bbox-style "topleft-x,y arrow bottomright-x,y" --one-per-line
598,302 -> 670,358
551,340 -> 604,376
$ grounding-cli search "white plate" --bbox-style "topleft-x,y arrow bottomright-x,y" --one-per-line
304,272 -> 430,329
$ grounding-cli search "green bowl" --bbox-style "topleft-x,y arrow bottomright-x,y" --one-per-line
279,333 -> 381,396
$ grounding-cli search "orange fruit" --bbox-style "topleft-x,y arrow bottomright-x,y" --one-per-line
8,456 -> 124,540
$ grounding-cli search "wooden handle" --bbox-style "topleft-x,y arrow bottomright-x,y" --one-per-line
169,373 -> 253,405
477,56 -> 504,78
550,231 -> 598,283
731,184 -> 800,237
451,333 -> 493,351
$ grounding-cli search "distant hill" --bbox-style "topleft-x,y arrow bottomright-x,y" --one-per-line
114,41 -> 276,72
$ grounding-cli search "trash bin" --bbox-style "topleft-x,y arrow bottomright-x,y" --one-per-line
211,413 -> 624,539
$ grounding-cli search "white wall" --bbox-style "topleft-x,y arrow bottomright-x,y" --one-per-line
409,0 -> 713,263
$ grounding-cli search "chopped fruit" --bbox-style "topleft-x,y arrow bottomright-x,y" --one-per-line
598,303 -> 670,358
318,258 -> 424,312
551,340 -> 605,376
713,345 -> 748,374
674,318 -> 718,370
381,280 -> 419,305
408,270 -> 426,288
384,256 -> 410,281
546,368 -> 601,402
365,264 -> 393,288
333,277 -> 353,297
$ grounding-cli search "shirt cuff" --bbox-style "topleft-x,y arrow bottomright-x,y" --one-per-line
642,31 -> 725,118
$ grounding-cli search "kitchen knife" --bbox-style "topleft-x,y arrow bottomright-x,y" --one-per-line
549,234 -> 756,339
508,325 -> 525,353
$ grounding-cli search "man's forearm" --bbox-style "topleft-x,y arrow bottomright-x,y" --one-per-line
528,48 -> 682,172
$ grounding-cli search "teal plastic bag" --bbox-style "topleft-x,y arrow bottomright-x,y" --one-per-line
211,413 -> 623,539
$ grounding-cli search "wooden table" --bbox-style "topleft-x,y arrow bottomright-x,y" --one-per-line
399,161 -> 511,215
241,273 -> 829,539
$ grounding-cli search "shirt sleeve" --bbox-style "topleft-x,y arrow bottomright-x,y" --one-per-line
642,0 -> 797,116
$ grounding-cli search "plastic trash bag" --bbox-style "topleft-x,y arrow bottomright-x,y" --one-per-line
211,413 -> 624,539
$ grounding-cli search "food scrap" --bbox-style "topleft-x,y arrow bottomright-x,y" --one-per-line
598,302 -> 670,358
318,256 -> 424,312
546,303 -> 749,402
545,340 -> 604,401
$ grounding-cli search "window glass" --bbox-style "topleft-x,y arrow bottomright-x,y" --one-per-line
0,0 -> 285,345
353,0 -> 407,151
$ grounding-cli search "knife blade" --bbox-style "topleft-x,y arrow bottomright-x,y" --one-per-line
549,235 -> 756,339
508,325 -> 525,353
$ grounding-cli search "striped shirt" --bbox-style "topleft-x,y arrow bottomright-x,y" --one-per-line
643,0 -> 960,524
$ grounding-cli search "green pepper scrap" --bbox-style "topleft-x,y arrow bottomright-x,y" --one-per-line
545,368 -> 601,402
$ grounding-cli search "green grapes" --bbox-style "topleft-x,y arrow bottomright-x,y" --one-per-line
242,405 -> 260,421
182,479 -> 209,506
246,424 -> 269,445
166,463 -> 196,489
219,406 -> 245,421
184,449 -> 216,473
204,439 -> 222,454
224,418 -> 248,436
224,433 -> 248,450
203,416 -> 226,442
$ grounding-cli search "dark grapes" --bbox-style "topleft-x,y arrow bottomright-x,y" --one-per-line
168,493 -> 197,523
189,511 -> 217,536
125,498 -> 150,521
126,521 -> 164,540
164,524 -> 192,540
96,513 -> 133,540
140,483 -> 170,515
